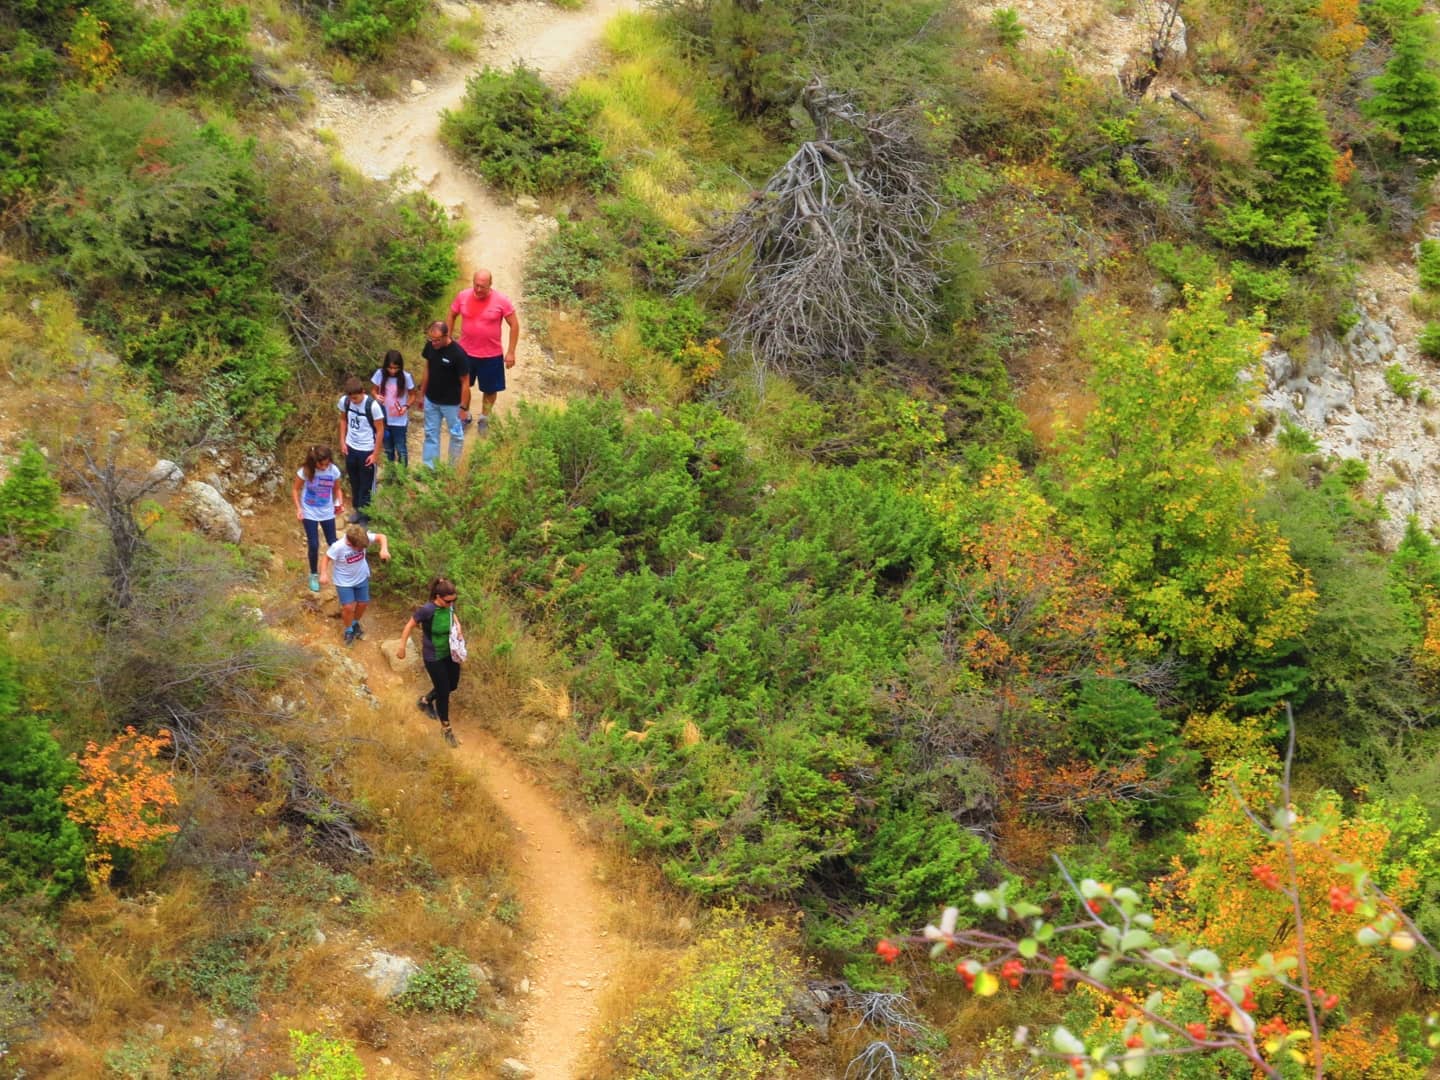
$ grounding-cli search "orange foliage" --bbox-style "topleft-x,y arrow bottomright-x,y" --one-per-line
63,726 -> 180,887
1316,0 -> 1368,64
1415,592 -> 1440,680
1155,763 -> 1409,1002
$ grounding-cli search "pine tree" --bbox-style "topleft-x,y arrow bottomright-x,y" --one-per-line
1251,65 -> 1343,228
1364,15 -> 1440,168
0,442 -> 63,549
0,651 -> 87,902
1210,67 -> 1343,255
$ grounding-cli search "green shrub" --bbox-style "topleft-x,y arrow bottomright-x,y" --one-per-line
0,652 -> 87,903
32,92 -> 294,440
320,0 -> 426,57
128,0 -> 252,95
1364,14 -> 1440,169
861,804 -> 988,921
633,294 -> 709,363
1418,239 -> 1440,292
0,442 -> 63,550
1146,241 -> 1220,294
1386,363 -> 1420,400
1420,322 -> 1440,360
1276,418 -> 1319,453
276,1030 -> 365,1080
441,65 -> 610,195
525,215 -> 623,323
394,947 -> 479,1014
0,34 -> 63,200
991,7 -> 1024,47
611,918 -> 800,1080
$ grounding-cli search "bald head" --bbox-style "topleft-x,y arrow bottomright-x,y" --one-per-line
472,270 -> 493,298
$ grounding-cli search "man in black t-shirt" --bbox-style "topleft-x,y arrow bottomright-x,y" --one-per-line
418,320 -> 473,467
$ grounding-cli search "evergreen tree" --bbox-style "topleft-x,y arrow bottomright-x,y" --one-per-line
1364,15 -> 1440,169
1210,67 -> 1342,255
0,651 -> 87,902
0,441 -> 63,549
1251,65 -> 1343,228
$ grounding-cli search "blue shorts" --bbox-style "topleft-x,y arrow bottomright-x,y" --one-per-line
468,355 -> 506,394
336,581 -> 371,605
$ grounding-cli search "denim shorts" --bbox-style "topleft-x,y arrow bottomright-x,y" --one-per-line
336,581 -> 371,605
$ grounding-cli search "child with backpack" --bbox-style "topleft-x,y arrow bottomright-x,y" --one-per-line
338,376 -> 385,524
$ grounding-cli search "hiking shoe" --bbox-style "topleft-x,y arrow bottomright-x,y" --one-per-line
352,622 -> 365,641
343,625 -> 357,646
308,573 -> 320,593
417,696 -> 437,719
475,414 -> 489,433
347,511 -> 370,525
442,725 -> 458,747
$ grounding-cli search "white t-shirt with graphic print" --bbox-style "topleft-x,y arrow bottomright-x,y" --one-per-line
296,464 -> 343,522
326,532 -> 377,587
337,394 -> 384,452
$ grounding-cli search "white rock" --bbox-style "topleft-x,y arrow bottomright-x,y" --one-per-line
148,459 -> 185,492
362,951 -> 421,998
500,1059 -> 534,1080
380,638 -> 421,673
410,79 -> 429,95
515,194 -> 541,214
181,481 -> 243,544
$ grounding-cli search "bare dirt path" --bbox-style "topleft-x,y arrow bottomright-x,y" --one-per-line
306,3 -> 637,1074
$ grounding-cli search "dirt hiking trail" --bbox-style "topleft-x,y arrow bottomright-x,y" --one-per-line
305,3 -> 637,1075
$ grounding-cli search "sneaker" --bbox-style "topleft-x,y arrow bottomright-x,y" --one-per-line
352,622 -> 365,641
442,725 -> 458,747
343,625 -> 357,646
417,695 -> 437,719
475,413 -> 489,433
308,573 -> 320,593
346,510 -> 370,525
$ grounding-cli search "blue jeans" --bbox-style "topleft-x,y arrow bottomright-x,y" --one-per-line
422,399 -> 463,467
383,423 -> 409,465
302,517 -> 338,574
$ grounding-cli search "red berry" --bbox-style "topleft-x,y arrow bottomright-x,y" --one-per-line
1186,1022 -> 1208,1041
875,940 -> 901,964
1086,898 -> 1104,914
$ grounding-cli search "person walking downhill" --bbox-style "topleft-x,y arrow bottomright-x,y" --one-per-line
450,269 -> 519,432
338,376 -> 385,524
319,524 -> 391,646
418,321 -> 472,467
371,350 -> 415,467
292,444 -> 344,594
396,577 -> 465,747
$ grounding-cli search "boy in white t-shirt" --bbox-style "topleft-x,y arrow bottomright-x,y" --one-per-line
338,376 -> 385,525
320,525 -> 391,645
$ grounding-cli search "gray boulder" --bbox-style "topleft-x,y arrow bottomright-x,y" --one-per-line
363,951 -> 421,998
181,481 -> 242,544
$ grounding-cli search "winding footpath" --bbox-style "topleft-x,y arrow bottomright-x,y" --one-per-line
310,4 -> 635,1074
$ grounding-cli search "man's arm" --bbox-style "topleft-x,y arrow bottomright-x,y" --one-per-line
338,409 -> 349,455
504,311 -> 520,368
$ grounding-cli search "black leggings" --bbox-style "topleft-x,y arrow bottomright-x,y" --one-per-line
423,658 -> 461,724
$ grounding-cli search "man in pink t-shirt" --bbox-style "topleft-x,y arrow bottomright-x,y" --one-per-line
450,269 -> 520,428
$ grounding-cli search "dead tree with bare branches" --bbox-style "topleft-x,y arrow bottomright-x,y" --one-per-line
685,79 -> 941,385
